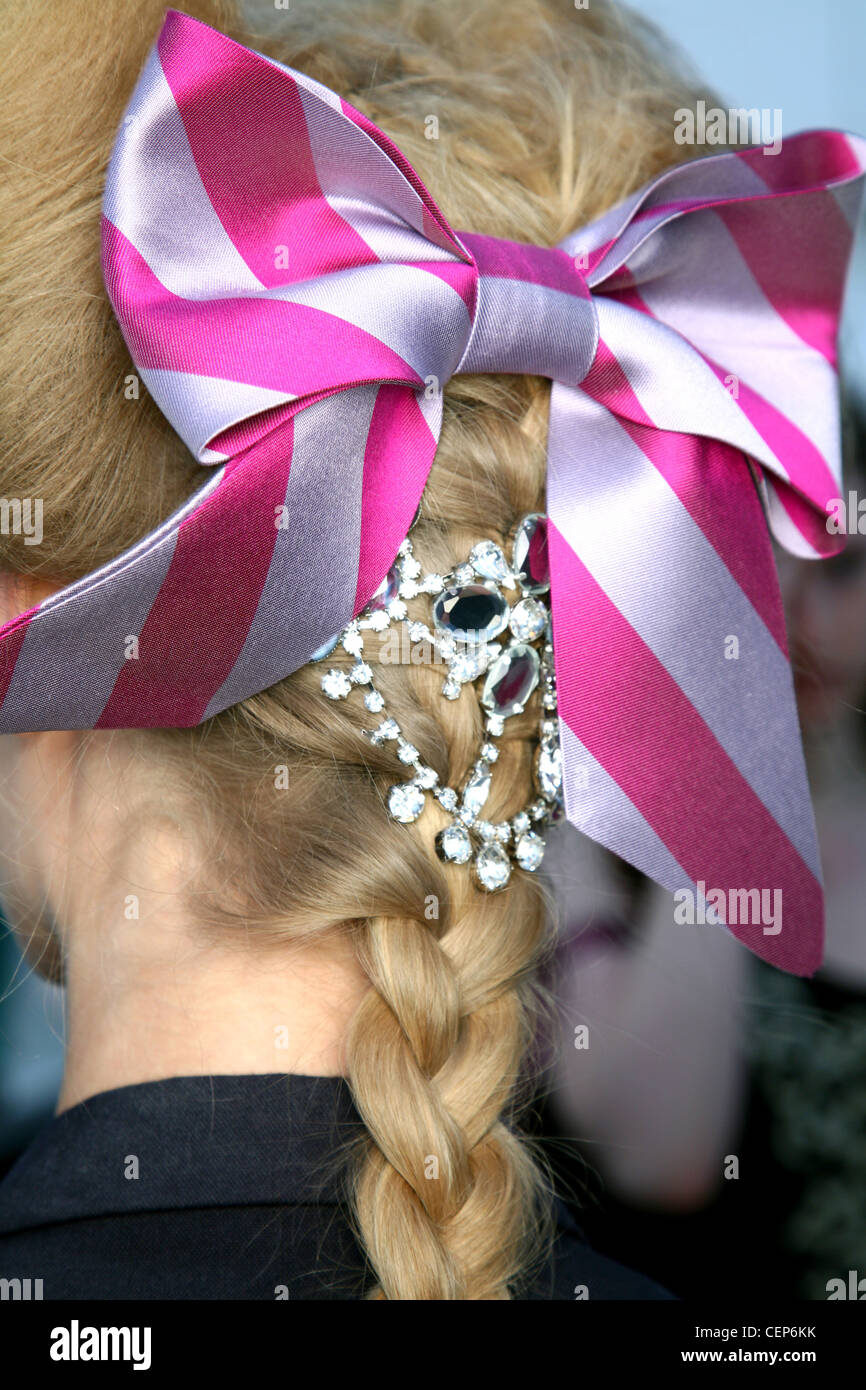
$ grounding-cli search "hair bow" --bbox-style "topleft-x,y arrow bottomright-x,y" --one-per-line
2,9 -> 865,975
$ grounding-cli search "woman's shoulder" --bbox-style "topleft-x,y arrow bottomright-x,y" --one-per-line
0,1074 -> 673,1300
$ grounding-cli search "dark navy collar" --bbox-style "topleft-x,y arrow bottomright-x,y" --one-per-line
0,1072 -> 365,1236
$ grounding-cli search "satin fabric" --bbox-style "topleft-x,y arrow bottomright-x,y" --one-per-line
2,9 -> 865,974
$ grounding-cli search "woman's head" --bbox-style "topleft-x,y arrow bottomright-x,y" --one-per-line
0,0 -> 708,1298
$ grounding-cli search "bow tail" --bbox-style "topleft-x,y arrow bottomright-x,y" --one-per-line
0,382 -> 438,732
546,381 -> 824,974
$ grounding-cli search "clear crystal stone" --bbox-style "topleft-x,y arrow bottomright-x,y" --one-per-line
421,574 -> 445,593
470,540 -> 510,582
486,715 -> 505,736
400,554 -> 422,580
476,820 -> 495,841
409,622 -> 430,642
458,805 -> 476,826
366,610 -> 390,631
453,564 -> 474,585
509,597 -> 547,642
398,742 -> 419,764
462,762 -> 492,816
535,742 -> 562,799
480,643 -> 540,718
321,669 -> 352,699
416,765 -> 439,789
376,719 -> 400,741
387,599 -> 408,620
481,742 -> 499,762
512,811 -> 531,835
449,649 -> 488,683
512,514 -> 550,594
369,566 -> 400,611
342,630 -> 364,657
494,822 -> 512,843
364,690 -> 385,713
399,579 -> 419,599
432,584 -> 509,645
442,678 -> 461,700
515,831 -> 545,871
350,662 -> 372,684
388,783 -> 425,823
529,800 -> 547,821
436,823 -> 472,864
436,787 -> 459,812
475,842 -> 511,891
437,636 -> 457,659
310,633 -> 341,662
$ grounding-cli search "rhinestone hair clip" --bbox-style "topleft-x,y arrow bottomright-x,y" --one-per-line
315,514 -> 564,891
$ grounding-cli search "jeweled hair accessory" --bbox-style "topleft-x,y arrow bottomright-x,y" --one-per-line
1,9 -> 865,974
316,513 -> 560,891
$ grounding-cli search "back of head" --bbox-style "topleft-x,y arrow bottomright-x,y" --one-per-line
0,0 -> 707,1299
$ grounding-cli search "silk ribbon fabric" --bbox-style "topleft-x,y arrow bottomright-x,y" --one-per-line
2,8 -> 865,974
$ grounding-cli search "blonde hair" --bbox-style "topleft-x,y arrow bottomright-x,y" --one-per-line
0,0 -> 708,1298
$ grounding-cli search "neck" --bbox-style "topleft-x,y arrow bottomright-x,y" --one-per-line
0,730 -> 369,1115
57,929 -> 368,1115
52,827 -> 368,1114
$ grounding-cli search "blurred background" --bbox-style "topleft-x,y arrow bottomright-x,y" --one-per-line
2,0 -> 865,1296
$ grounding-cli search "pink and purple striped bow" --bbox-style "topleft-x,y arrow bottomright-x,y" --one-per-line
2,9 -> 865,975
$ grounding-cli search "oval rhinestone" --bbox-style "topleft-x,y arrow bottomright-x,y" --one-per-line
432,584 -> 509,645
388,783 -> 426,823
474,842 -> 512,891
436,823 -> 472,864
509,597 -> 547,642
480,643 -> 540,718
515,831 -> 545,872
512,514 -> 550,594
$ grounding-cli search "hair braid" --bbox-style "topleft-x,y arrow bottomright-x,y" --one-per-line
347,785 -> 553,1299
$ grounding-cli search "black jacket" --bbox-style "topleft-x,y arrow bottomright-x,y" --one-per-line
0,1072 -> 672,1300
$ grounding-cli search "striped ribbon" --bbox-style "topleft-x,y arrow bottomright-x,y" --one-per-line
2,8 -> 864,974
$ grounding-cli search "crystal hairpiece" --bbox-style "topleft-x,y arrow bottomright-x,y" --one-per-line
315,514 -> 563,891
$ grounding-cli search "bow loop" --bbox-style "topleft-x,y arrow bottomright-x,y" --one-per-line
570,130 -> 866,560
102,9 -> 477,466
